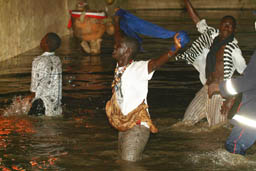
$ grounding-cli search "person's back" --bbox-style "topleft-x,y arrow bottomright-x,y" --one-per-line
29,32 -> 62,116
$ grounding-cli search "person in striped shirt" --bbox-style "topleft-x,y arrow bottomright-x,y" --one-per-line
171,0 -> 247,127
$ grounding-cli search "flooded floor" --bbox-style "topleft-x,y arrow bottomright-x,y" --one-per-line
0,9 -> 256,170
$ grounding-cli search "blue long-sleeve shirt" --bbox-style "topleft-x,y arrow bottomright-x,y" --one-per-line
219,50 -> 256,123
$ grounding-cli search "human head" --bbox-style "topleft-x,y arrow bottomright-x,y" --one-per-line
112,36 -> 139,66
219,15 -> 236,39
40,32 -> 61,52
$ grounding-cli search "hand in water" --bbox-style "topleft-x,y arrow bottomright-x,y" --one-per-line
221,98 -> 235,116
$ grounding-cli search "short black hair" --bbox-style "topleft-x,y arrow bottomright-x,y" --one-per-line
45,32 -> 61,52
221,15 -> 237,29
122,36 -> 140,59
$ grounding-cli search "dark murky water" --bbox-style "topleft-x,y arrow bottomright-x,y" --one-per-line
0,10 -> 256,170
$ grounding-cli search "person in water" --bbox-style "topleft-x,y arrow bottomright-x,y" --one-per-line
28,32 -> 62,116
171,0 -> 247,127
207,20 -> 256,155
105,9 -> 188,162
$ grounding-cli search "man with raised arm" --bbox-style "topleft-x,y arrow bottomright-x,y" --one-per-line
171,0 -> 247,127
105,9 -> 189,161
207,21 -> 256,155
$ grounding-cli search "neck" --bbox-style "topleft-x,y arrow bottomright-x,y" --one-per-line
42,51 -> 55,56
219,33 -> 234,41
118,59 -> 133,67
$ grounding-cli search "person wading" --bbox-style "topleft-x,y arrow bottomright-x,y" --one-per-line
171,0 -> 247,127
105,9 -> 189,162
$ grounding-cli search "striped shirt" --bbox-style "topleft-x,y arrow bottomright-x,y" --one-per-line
175,19 -> 247,84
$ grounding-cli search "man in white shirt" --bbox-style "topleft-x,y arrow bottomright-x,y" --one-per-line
28,32 -> 62,116
105,10 -> 187,161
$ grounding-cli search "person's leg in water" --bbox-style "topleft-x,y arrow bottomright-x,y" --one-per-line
28,98 -> 45,116
225,125 -> 256,155
118,125 -> 150,162
182,85 -> 208,125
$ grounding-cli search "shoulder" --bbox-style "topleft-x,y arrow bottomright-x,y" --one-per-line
32,55 -> 45,65
129,60 -> 148,69
51,55 -> 61,63
196,19 -> 217,35
127,60 -> 149,73
33,55 -> 43,62
52,55 -> 61,60
132,60 -> 148,66
227,38 -> 241,53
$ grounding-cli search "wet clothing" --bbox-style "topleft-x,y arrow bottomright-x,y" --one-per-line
115,8 -> 190,48
105,60 -> 157,161
175,19 -> 246,84
219,50 -> 256,155
175,19 -> 246,126
30,52 -> 62,116
225,125 -> 256,155
28,98 -> 45,116
183,85 -> 226,126
112,61 -> 155,128
105,92 -> 158,133
118,125 -> 150,161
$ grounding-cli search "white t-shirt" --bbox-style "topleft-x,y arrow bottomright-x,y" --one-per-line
114,60 -> 154,116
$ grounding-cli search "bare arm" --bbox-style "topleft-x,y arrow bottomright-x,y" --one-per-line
114,12 -> 122,48
148,33 -> 181,74
184,0 -> 201,25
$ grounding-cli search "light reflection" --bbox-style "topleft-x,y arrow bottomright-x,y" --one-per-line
0,116 -> 35,149
30,156 -> 58,170
0,116 -> 35,170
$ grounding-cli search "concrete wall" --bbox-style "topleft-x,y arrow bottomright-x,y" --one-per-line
120,0 -> 256,10
0,0 -> 80,62
0,0 -> 255,61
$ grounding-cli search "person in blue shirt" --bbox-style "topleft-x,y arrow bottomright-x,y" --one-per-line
208,49 -> 256,155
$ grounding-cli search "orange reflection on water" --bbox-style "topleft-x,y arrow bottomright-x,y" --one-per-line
0,166 -> 11,171
0,116 -> 35,148
12,165 -> 25,171
30,156 -> 58,170
74,115 -> 95,128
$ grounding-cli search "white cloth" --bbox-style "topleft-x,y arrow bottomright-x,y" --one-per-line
193,19 -> 247,84
114,60 -> 154,116
31,52 -> 62,116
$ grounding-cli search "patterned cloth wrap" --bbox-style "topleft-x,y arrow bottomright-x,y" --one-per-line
105,93 -> 158,133
115,8 -> 190,50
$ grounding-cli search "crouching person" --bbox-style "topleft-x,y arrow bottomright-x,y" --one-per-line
28,32 -> 62,116
208,50 -> 256,155
105,13 -> 186,161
